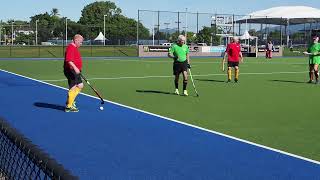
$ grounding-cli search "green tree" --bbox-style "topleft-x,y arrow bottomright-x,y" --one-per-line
79,1 -> 149,44
153,30 -> 166,40
186,32 -> 197,44
79,1 -> 121,25
248,29 -> 258,37
291,32 -> 304,43
168,31 -> 179,43
269,30 -> 281,40
196,26 -> 219,45
168,31 -> 197,44
30,9 -> 80,43
15,32 -> 33,45
30,12 -> 59,42
51,8 -> 60,17
4,20 -> 31,45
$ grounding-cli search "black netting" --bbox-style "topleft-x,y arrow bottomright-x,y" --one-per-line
0,118 -> 78,180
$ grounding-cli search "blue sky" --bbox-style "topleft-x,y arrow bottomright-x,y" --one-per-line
1,0 -> 320,22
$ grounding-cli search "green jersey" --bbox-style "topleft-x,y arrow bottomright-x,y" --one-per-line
169,44 -> 189,62
307,42 -> 320,64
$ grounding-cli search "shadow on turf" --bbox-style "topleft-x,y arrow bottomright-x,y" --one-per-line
34,102 -> 65,111
195,79 -> 226,83
136,90 -> 176,95
270,80 -> 308,84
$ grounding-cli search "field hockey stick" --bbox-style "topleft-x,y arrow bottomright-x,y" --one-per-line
289,47 -> 302,54
80,73 -> 105,104
302,52 -> 312,55
222,62 -> 225,72
188,68 -> 199,97
222,56 -> 226,72
292,50 -> 301,54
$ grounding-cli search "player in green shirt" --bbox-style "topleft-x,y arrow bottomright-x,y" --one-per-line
304,34 -> 320,83
168,35 -> 191,96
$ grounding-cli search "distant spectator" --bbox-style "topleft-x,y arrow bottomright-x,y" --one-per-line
265,41 -> 274,59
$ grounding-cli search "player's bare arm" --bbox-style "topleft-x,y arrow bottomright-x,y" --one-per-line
68,61 -> 80,74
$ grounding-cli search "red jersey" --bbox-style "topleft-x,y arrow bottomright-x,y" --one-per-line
226,43 -> 241,62
64,43 -> 82,70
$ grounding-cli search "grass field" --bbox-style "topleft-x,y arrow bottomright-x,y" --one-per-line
0,57 -> 319,162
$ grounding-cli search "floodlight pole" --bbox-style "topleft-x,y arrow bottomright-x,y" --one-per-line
137,10 -> 139,45
0,20 -> 2,46
286,19 -> 290,47
152,13 -> 155,45
35,19 -> 39,45
177,12 -> 180,34
3,28 -> 6,45
11,21 -> 14,46
104,15 -> 107,46
153,25 -> 157,45
164,22 -> 170,39
157,11 -> 160,45
196,12 -> 199,34
65,18 -> 68,45
185,8 -> 188,41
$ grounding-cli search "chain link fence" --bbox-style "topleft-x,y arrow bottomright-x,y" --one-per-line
0,11 -> 319,58
0,45 -> 138,58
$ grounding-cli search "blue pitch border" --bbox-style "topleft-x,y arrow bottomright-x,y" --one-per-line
0,69 -> 319,180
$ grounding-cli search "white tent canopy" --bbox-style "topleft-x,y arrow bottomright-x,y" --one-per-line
239,31 -> 258,57
240,30 -> 256,40
236,6 -> 320,46
237,6 -> 320,25
94,32 -> 106,41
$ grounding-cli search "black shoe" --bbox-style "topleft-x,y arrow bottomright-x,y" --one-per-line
234,78 -> 238,83
315,80 -> 319,84
307,80 -> 313,83
226,79 -> 231,83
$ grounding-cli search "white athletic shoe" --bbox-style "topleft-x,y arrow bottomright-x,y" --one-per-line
183,90 -> 188,96
174,89 -> 179,95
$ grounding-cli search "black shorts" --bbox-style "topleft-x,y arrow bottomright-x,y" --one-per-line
173,61 -> 188,75
228,61 -> 239,67
64,69 -> 82,88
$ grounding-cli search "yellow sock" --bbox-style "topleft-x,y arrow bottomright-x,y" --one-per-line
235,69 -> 239,79
227,69 -> 232,80
74,87 -> 82,97
66,88 -> 77,108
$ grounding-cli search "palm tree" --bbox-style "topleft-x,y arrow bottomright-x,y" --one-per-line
51,8 -> 60,17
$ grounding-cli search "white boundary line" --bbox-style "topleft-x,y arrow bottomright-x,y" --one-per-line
86,59 -> 308,65
1,68 -> 319,165
41,71 -> 308,82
